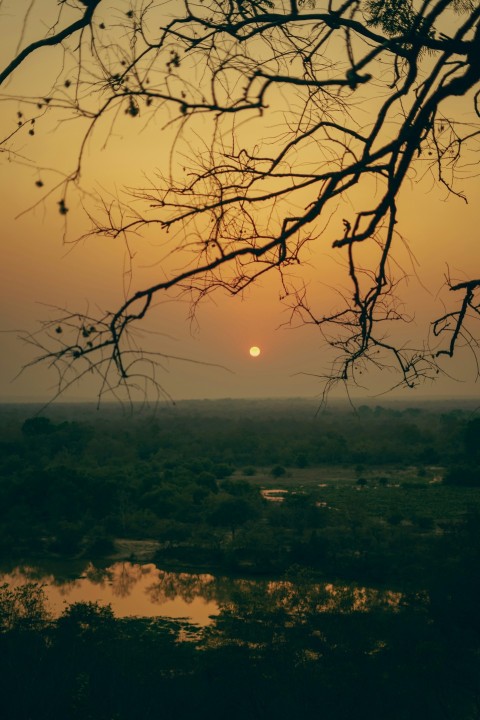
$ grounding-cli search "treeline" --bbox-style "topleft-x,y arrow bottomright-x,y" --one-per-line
2,400 -> 478,468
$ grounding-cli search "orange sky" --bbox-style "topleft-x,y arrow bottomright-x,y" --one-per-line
1,0 -> 479,404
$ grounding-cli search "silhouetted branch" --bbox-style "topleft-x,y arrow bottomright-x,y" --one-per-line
433,278 -> 480,360
0,0 -> 102,87
2,0 -> 480,400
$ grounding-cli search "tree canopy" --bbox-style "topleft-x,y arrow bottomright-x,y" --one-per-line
1,0 -> 479,401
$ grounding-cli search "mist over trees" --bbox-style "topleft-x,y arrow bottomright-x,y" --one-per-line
1,0 -> 480,401
1,399 -> 479,577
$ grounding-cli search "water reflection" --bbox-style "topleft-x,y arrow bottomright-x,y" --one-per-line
1,563 -> 219,625
261,489 -> 288,502
0,562 -> 403,626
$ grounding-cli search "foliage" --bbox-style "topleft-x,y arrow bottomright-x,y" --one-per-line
0,560 -> 479,720
1,400 -> 479,586
365,0 -> 418,34
0,582 -> 50,633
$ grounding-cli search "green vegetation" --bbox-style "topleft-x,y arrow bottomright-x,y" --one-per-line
0,400 -> 479,586
1,399 -> 479,718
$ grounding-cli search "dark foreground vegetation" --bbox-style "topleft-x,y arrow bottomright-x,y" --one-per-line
1,567 -> 479,720
1,399 -> 479,718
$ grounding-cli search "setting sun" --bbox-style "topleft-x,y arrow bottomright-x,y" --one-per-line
249,346 -> 261,358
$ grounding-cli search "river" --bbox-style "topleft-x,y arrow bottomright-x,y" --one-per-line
1,561 -> 221,625
1,559 -> 403,626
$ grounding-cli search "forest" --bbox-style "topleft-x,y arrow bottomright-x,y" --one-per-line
1,399 -> 479,718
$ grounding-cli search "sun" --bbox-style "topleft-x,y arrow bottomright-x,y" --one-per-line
249,346 -> 261,357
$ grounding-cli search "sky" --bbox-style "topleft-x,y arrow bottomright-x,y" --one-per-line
1,0 -> 479,404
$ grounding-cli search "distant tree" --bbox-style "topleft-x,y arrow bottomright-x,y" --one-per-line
443,464 -> 480,486
294,453 -> 309,469
2,0 -> 480,400
387,512 -> 404,526
464,417 -> 480,459
206,495 -> 258,537
196,471 -> 219,493
221,478 -> 256,496
21,417 -> 54,436
213,463 -> 235,480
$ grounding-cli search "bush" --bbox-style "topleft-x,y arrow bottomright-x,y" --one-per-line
0,583 -> 50,633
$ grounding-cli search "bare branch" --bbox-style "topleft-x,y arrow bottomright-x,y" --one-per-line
2,0 -> 480,401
